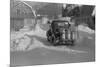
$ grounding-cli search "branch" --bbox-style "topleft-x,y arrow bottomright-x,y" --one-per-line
20,1 -> 37,18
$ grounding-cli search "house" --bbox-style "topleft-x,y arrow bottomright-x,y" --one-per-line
10,0 -> 35,31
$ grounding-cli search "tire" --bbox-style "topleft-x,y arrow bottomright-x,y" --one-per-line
46,30 -> 51,41
47,30 -> 55,44
53,38 -> 59,46
48,36 -> 54,43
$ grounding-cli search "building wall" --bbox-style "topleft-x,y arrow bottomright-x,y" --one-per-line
10,0 -> 34,18
24,19 -> 35,27
10,0 -> 35,31
10,18 -> 36,31
10,18 -> 24,31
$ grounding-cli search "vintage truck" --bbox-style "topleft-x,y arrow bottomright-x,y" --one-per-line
46,17 -> 78,46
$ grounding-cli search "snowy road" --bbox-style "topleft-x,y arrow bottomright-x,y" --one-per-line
10,24 -> 95,66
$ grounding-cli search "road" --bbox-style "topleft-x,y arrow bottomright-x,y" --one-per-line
10,24 -> 95,66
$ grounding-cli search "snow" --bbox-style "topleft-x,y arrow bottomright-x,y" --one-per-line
77,25 -> 95,34
10,23 -> 95,53
10,23 -> 46,51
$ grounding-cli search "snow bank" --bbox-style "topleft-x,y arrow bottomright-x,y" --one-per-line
10,23 -> 47,51
10,33 -> 31,51
75,24 -> 95,43
10,23 -> 94,53
77,25 -> 95,34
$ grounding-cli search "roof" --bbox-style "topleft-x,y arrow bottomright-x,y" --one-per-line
52,17 -> 71,22
10,0 -> 34,18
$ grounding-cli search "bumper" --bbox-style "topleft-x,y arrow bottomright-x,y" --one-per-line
54,39 -> 74,45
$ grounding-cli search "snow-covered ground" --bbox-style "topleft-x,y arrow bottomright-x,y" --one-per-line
10,23 -> 95,66
10,23 -> 95,53
75,25 -> 95,43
